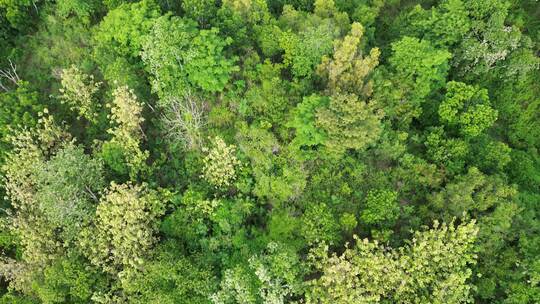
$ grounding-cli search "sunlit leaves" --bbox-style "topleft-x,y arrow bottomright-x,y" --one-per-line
361,189 -> 399,226
288,94 -> 328,149
389,37 -> 451,103
103,85 -> 148,178
93,0 -> 160,58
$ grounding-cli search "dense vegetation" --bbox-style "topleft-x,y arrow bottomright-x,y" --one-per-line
0,0 -> 539,303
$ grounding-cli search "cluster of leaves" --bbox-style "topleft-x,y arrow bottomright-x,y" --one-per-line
0,0 -> 538,303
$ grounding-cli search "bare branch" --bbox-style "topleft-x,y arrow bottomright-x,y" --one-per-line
33,1 -> 38,14
85,186 -> 99,203
0,81 -> 9,92
161,93 -> 207,150
0,60 -> 21,91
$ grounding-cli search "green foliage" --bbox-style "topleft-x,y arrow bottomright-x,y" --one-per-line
277,1 -> 343,78
439,81 -> 498,137
202,136 -> 241,189
242,61 -> 295,126
0,0 -> 539,302
56,0 -> 99,23
34,142 -> 104,236
267,0 -> 313,13
215,0 -> 271,49
470,137 -> 512,173
0,81 -> 43,155
0,292 -> 37,304
142,15 -> 237,99
58,65 -> 101,122
0,115 -> 94,294
456,1 -> 522,75
94,0 -> 161,58
335,0 -> 384,37
222,0 -> 270,25
507,149 -> 540,192
160,188 -> 218,244
32,254 -> 106,303
425,126 -> 469,174
0,0 -> 38,29
301,202 -> 340,245
99,140 -> 129,177
124,242 -> 216,304
402,0 -> 471,47
288,94 -> 328,149
247,242 -> 302,303
428,167 -> 517,219
212,242 -> 302,304
181,0 -> 217,26
20,13 -> 94,91
185,28 -> 238,93
302,155 -> 366,218
339,212 -> 357,233
317,22 -> 380,96
102,85 -> 148,178
280,25 -> 335,78
389,36 -> 451,103
78,182 -> 167,279
210,264 -> 259,304
511,98 -> 540,147
236,122 -> 306,205
361,189 -> 399,226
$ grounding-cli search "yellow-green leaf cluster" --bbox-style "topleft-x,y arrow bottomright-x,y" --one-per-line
202,136 -> 240,188
79,182 -> 165,278
307,219 -> 479,304
59,65 -> 101,122
106,85 -> 148,177
317,22 -> 380,96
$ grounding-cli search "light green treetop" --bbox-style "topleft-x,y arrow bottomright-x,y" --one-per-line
316,93 -> 383,155
317,22 -> 380,96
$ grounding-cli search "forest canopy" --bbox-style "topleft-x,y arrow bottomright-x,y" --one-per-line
0,0 -> 539,303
